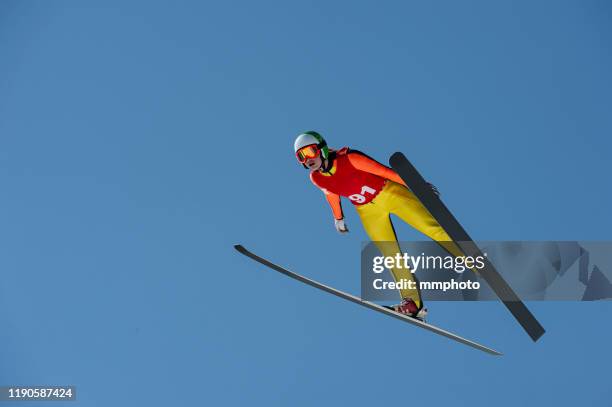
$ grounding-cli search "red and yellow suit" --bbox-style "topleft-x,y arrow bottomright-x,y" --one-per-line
310,147 -> 457,308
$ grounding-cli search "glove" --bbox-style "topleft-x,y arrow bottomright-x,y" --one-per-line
427,182 -> 440,197
334,218 -> 349,234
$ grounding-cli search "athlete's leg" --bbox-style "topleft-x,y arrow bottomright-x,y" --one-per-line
378,181 -> 466,258
356,202 -> 423,307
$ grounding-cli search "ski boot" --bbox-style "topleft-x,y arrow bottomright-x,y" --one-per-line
385,298 -> 428,321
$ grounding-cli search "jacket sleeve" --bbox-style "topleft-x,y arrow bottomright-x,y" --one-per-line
346,151 -> 407,186
324,191 -> 344,220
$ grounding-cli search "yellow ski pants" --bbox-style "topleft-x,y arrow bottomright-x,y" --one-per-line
356,181 -> 463,308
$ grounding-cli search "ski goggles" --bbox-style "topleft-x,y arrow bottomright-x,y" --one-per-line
296,144 -> 321,163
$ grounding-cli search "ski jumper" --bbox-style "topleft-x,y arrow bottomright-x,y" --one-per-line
310,148 -> 462,308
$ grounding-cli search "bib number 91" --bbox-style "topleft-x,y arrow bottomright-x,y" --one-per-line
349,185 -> 376,204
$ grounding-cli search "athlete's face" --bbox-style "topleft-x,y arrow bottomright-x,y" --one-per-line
305,155 -> 323,171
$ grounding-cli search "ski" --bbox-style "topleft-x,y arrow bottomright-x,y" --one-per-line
234,244 -> 502,356
389,152 -> 545,342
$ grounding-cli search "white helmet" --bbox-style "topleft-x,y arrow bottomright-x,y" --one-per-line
294,131 -> 329,161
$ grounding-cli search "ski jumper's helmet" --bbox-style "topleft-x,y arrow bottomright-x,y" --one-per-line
294,131 -> 329,166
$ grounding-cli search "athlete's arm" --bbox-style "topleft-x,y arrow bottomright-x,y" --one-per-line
325,191 -> 344,221
348,151 -> 440,196
325,193 -> 349,233
346,152 -> 408,186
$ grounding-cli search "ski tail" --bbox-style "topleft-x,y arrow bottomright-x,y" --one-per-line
389,152 -> 545,342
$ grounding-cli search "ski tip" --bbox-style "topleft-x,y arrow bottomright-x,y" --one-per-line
234,244 -> 245,251
389,152 -> 406,166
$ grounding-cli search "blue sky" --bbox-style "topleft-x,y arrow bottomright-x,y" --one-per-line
1,1 -> 611,406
